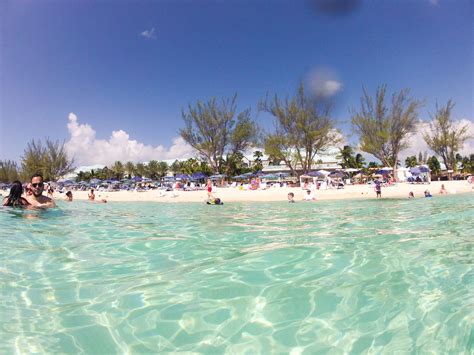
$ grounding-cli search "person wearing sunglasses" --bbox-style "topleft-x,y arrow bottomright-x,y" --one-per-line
24,173 -> 56,208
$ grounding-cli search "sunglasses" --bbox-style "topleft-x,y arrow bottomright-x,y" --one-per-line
32,182 -> 44,188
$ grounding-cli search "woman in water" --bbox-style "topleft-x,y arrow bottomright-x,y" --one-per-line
88,189 -> 95,201
2,181 -> 30,207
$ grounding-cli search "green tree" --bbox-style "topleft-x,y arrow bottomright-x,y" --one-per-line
260,82 -> 340,177
111,161 -> 125,180
405,156 -> 418,168
170,160 -> 184,175
423,100 -> 471,173
146,160 -> 161,180
351,85 -> 422,181
181,158 -> 200,175
180,94 -> 258,173
125,161 -> 135,179
355,153 -> 366,168
76,170 -> 90,182
427,156 -> 441,176
224,151 -> 250,177
157,161 -> 169,178
368,161 -> 380,168
252,150 -> 264,173
338,145 -> 358,169
135,163 -> 147,177
0,160 -> 20,183
21,138 -> 74,181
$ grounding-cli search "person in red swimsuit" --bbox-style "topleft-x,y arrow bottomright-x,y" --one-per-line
207,179 -> 213,198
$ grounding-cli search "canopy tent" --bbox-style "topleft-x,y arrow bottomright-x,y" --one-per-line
317,169 -> 330,176
191,172 -> 207,180
261,173 -> 280,180
175,173 -> 190,180
376,167 -> 393,175
58,179 -> 75,185
328,171 -> 347,178
209,174 -> 226,180
410,166 -> 431,175
307,171 -> 326,177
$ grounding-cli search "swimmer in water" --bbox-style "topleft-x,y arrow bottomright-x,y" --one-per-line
2,181 -> 30,207
24,173 -> 56,208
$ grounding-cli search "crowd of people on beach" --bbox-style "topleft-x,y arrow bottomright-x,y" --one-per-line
1,173 -> 468,210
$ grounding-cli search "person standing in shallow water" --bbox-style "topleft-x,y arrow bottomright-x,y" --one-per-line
374,180 -> 382,198
24,173 -> 56,208
2,181 -> 30,207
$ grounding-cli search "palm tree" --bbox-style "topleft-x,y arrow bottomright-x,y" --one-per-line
405,156 -> 417,168
112,161 -> 125,180
252,150 -> 263,172
338,145 -> 356,169
146,160 -> 160,180
125,161 -> 135,179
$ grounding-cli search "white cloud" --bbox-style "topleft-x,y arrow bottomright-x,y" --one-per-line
65,113 -> 196,166
400,119 -> 474,163
140,27 -> 156,39
307,67 -> 343,98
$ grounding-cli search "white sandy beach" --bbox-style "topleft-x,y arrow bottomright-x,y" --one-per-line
64,180 -> 472,203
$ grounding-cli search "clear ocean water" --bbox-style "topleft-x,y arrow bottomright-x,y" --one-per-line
1,194 -> 473,353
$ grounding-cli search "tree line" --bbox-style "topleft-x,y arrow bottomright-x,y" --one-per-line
1,82 -> 472,183
180,82 -> 471,180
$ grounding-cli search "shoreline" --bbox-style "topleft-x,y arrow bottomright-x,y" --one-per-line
59,181 -> 472,203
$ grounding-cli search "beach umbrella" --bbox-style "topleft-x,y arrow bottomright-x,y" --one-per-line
316,169 -> 330,176
409,167 -> 421,175
262,173 -> 279,180
307,171 -> 326,177
191,172 -> 207,180
58,179 -> 74,185
175,173 -> 190,180
210,174 -> 226,180
329,171 -> 346,178
90,178 -> 101,184
418,166 -> 431,173
132,176 -> 142,182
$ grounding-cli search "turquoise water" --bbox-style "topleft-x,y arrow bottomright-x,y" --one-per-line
1,194 -> 473,353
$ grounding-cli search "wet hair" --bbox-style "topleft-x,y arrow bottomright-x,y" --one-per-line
31,173 -> 43,182
288,192 -> 294,197
4,181 -> 27,207
215,198 -> 221,204
66,191 -> 72,197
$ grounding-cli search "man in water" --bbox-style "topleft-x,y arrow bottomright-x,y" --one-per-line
374,179 -> 382,198
25,173 -> 56,208
287,192 -> 295,203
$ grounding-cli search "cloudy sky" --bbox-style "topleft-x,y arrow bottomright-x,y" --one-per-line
1,0 -> 472,166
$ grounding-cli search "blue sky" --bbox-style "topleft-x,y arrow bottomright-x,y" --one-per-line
1,0 -> 473,165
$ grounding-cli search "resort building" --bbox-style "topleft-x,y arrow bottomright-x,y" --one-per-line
243,147 -> 342,175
